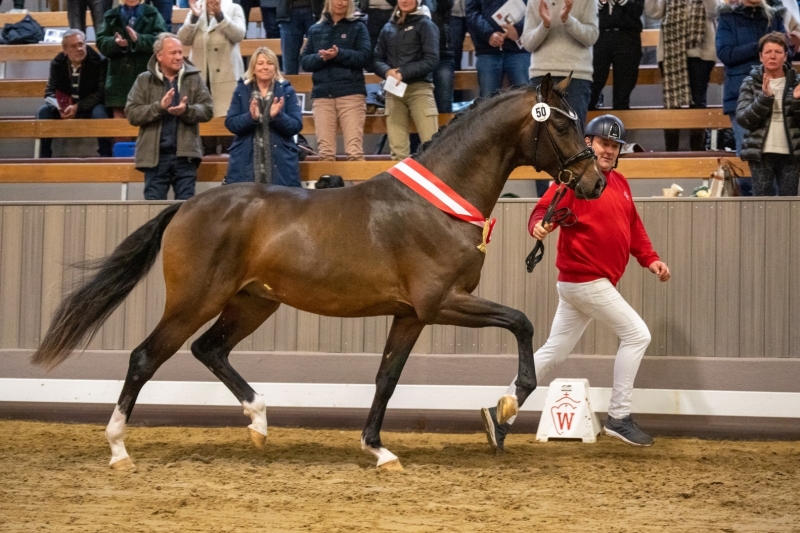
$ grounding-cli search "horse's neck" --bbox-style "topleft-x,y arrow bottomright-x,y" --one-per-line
416,101 -> 527,217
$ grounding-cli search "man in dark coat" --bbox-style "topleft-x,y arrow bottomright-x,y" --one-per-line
36,29 -> 112,158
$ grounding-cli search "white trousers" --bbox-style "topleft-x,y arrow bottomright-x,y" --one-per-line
506,278 -> 651,420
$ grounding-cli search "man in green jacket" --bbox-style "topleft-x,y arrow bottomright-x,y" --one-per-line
125,33 -> 214,200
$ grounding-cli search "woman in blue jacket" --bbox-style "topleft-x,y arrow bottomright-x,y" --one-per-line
224,46 -> 304,186
716,0 -> 787,195
300,0 -> 372,161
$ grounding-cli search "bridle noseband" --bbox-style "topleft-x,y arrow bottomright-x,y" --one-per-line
531,86 -> 596,189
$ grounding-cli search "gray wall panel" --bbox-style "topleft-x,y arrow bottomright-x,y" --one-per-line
1,206 -> 23,348
740,202 -> 766,357
2,199 -> 800,359
19,206 -> 44,349
764,202 -> 790,358
714,201 -> 741,357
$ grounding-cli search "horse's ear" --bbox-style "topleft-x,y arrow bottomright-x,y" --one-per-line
555,71 -> 573,94
540,73 -> 553,99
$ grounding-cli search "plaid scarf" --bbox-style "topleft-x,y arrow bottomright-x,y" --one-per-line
662,0 -> 707,109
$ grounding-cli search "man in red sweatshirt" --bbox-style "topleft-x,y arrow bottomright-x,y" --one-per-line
482,114 -> 670,451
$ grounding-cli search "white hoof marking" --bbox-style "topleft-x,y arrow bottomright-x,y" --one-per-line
242,396 -> 268,437
106,405 -> 130,466
361,437 -> 399,467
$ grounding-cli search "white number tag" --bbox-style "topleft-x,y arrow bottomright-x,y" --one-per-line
532,103 -> 551,122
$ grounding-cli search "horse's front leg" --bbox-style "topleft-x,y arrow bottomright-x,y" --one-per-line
434,291 -> 536,424
361,315 -> 425,470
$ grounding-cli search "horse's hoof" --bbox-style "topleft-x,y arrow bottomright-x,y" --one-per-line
248,427 -> 267,450
378,459 -> 404,471
496,395 -> 519,425
109,457 -> 136,471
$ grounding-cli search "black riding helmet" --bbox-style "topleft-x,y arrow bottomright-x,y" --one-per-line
585,114 -> 626,144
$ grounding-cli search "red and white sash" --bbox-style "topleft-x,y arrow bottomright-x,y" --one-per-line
388,158 -> 496,253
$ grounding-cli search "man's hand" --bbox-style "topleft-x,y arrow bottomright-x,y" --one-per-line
269,96 -> 284,118
794,81 -> 800,99
532,220 -> 554,241
763,74 -> 773,97
319,45 -> 339,61
250,97 -> 261,120
160,87 -> 176,109
387,68 -> 403,82
167,96 -> 188,116
60,104 -> 78,119
207,0 -> 222,17
561,0 -> 573,23
188,0 -> 202,18
539,0 -> 551,28
500,23 -> 518,42
114,32 -> 128,48
488,31 -> 505,47
126,26 -> 138,43
649,261 -> 671,282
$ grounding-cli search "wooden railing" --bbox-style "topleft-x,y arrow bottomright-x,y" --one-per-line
0,154 -> 750,184
0,108 -> 734,139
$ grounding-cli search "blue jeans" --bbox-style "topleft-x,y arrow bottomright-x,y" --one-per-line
279,7 -> 315,74
727,111 -> 752,196
143,154 -> 199,200
475,53 -> 530,97
530,76 -> 592,196
37,103 -> 112,158
433,58 -> 455,113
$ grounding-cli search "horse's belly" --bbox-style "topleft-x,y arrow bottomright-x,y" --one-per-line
256,276 -> 413,318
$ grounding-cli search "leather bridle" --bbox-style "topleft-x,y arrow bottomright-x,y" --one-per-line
530,85 -> 596,189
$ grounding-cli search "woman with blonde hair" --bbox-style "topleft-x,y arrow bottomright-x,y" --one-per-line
224,47 -> 305,186
300,0 -> 371,160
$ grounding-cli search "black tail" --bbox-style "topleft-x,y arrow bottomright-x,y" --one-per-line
32,203 -> 182,369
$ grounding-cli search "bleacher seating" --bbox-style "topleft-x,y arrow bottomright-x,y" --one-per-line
0,10 -> 744,185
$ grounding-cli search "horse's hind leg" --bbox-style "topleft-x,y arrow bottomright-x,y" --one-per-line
107,304 -> 220,470
191,292 -> 281,450
361,315 -> 425,470
434,291 -> 535,425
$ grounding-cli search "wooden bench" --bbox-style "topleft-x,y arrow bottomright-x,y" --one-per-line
0,71 -> 480,97
0,108 -> 732,140
0,153 -> 749,184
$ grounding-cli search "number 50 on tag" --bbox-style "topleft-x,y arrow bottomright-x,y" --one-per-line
532,103 -> 550,122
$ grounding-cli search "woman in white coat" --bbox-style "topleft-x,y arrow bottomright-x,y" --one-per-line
178,0 -> 247,118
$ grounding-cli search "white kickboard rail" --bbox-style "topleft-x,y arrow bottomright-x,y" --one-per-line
1,379 -> 800,418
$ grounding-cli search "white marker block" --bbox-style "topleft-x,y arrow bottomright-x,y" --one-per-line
536,378 -> 601,443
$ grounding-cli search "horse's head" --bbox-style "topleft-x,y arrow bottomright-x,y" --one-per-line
521,74 -> 605,200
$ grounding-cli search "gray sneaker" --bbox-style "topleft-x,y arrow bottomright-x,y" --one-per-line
481,406 -> 510,453
603,415 -> 654,446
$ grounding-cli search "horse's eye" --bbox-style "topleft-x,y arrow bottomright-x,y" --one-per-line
555,124 -> 568,134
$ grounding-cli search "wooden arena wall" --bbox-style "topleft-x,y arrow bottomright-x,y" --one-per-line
2,197 -> 800,360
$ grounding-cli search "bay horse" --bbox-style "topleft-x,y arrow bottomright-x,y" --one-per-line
32,74 -> 604,471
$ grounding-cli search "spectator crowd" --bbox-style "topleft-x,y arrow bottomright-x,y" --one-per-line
21,0 -> 800,198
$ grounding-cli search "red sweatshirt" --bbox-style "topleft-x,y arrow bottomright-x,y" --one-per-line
529,169 -> 660,286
